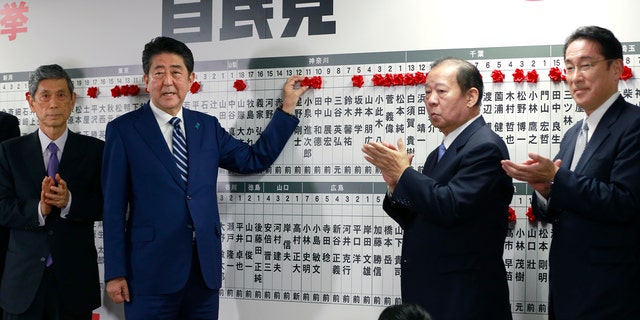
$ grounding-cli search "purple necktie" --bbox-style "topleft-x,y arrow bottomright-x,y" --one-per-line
47,142 -> 58,183
45,142 -> 58,266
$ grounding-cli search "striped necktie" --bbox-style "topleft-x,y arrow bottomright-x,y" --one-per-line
169,117 -> 188,182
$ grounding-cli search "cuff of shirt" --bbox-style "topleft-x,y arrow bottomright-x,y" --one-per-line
534,190 -> 549,211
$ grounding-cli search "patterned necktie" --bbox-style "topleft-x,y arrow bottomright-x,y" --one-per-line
570,120 -> 589,171
437,142 -> 446,162
169,117 -> 188,182
46,142 -> 58,267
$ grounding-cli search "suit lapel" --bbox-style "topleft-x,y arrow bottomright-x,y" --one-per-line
23,132 -> 47,184
422,150 -> 438,174
58,131 -> 78,176
183,108 -> 202,179
442,116 -> 485,163
573,99 -> 621,172
560,124 -> 580,170
423,116 -> 486,175
134,104 -> 185,189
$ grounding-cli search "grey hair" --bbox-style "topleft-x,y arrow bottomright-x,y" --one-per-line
28,64 -> 74,97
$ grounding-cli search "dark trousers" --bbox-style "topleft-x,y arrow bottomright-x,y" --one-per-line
124,246 -> 219,320
3,267 -> 92,320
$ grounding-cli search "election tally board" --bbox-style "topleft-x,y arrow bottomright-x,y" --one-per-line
1,42 -> 640,316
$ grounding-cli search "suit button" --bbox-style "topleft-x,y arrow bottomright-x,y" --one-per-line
40,257 -> 46,262
187,196 -> 192,200
48,230 -> 54,236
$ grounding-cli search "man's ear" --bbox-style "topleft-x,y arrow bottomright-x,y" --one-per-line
466,87 -> 479,108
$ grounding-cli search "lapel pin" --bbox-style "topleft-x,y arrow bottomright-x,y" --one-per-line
195,122 -> 200,129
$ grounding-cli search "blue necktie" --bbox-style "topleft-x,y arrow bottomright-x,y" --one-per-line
46,142 -> 58,267
169,117 -> 188,182
437,142 -> 446,162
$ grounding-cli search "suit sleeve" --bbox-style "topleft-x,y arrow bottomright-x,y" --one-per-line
101,123 -> 131,281
218,108 -> 299,173
388,141 -> 507,227
546,120 -> 640,223
0,114 -> 20,142
0,143 -> 40,229
64,138 -> 104,223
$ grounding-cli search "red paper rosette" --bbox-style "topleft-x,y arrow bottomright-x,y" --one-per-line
87,86 -> 99,98
507,207 -> 516,222
525,207 -> 536,222
372,74 -> 384,86
301,76 -> 322,89
120,85 -> 130,96
414,72 -> 427,84
127,85 -> 141,96
512,69 -> 525,83
403,73 -> 416,86
110,85 -> 140,97
110,85 -> 121,98
392,74 -> 404,86
621,65 -> 633,80
380,74 -> 394,87
491,70 -> 505,83
525,70 -> 539,83
548,67 -> 566,82
233,79 -> 247,91
190,81 -> 202,94
351,75 -> 365,88
372,72 -> 426,86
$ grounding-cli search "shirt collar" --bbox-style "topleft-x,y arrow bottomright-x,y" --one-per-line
442,114 -> 481,149
38,129 -> 69,154
149,100 -> 184,127
582,92 -> 619,136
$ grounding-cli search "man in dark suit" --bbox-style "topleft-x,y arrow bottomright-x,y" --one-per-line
102,36 -> 309,319
362,57 -> 513,320
0,112 -> 19,141
0,64 -> 103,319
502,26 -> 640,319
0,111 -> 20,319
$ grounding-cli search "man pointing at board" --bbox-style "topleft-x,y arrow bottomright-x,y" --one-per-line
102,36 -> 309,319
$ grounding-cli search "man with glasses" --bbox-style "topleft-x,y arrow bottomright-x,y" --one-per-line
502,26 -> 640,319
0,64 -> 103,319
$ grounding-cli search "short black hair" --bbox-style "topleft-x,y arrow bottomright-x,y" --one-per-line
378,303 -> 432,320
142,36 -> 195,75
563,25 -> 623,61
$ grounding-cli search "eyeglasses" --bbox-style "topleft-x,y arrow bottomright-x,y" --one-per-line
565,59 -> 613,75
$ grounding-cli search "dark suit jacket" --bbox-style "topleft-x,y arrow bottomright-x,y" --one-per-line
102,103 -> 298,297
0,130 -> 103,314
532,95 -> 640,319
383,116 -> 513,320
0,111 -> 19,315
0,112 -> 19,142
